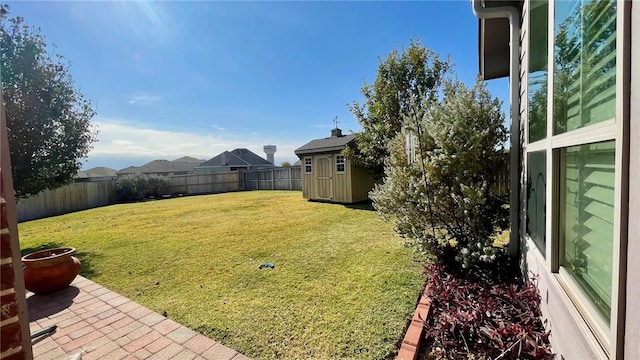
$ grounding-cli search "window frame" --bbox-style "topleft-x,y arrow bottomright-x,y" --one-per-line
304,157 -> 312,174
335,155 -> 345,173
521,0 -> 629,356
527,0 -> 549,145
526,150 -> 547,256
557,141 -> 616,335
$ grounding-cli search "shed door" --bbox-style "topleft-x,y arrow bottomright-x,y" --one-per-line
316,156 -> 333,200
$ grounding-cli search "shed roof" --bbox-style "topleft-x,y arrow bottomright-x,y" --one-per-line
198,148 -> 272,167
294,134 -> 356,156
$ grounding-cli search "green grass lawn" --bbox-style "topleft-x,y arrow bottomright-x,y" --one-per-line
19,191 -> 426,359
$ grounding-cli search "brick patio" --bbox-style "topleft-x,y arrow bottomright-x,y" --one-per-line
27,276 -> 250,360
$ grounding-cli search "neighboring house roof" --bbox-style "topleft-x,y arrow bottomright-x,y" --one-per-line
139,160 -> 198,173
117,166 -> 142,175
117,157 -> 203,175
293,160 -> 301,167
294,133 -> 356,155
198,148 -> 272,168
172,156 -> 205,164
76,167 -> 118,179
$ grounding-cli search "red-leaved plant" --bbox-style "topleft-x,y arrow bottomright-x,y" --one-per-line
422,264 -> 555,360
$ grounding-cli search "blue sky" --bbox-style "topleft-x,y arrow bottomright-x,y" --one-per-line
8,1 -> 508,170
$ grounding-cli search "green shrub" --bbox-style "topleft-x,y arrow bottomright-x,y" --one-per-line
116,174 -> 170,202
146,175 -> 168,198
370,79 -> 508,269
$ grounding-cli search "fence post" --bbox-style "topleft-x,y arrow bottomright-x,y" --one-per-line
272,169 -> 275,190
289,167 -> 292,190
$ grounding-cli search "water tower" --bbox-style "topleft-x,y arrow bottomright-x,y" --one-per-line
263,145 -> 277,164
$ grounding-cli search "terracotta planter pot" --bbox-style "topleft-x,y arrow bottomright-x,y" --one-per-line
22,247 -> 81,294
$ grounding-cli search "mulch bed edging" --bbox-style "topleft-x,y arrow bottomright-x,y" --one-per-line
397,293 -> 432,360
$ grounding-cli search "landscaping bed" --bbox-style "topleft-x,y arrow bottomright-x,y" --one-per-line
418,263 -> 554,360
19,191 -> 426,359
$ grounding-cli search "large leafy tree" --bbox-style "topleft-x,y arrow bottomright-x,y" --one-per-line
345,39 -> 451,178
1,6 -> 97,199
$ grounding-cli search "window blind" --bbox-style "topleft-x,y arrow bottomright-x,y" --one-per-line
562,141 -> 615,323
554,0 -> 616,134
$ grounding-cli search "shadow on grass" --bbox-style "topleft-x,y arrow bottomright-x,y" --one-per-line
20,242 -> 101,279
343,200 -> 375,212
75,249 -> 101,279
307,199 -> 376,211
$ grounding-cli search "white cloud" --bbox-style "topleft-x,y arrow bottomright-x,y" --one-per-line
211,124 -> 225,131
127,92 -> 162,105
90,118 -> 299,164
113,140 -> 134,146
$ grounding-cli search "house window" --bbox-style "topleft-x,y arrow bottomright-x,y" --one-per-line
559,141 -> 615,324
304,157 -> 312,173
336,155 -> 345,173
528,0 -> 548,143
521,0 -> 622,348
553,0 -> 616,135
526,151 -> 546,256
540,0 -> 620,344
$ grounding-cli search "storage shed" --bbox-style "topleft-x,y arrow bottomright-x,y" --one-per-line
294,128 -> 375,203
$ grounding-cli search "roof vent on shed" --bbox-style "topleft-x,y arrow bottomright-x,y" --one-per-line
331,128 -> 343,138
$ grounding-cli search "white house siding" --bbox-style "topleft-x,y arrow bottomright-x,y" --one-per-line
519,0 -> 528,258
624,2 -> 640,358
525,245 -> 606,359
519,1 -> 608,358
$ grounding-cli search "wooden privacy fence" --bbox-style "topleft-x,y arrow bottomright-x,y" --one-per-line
15,170 -> 294,222
242,167 -> 302,190
16,162 -> 507,222
16,180 -> 117,222
494,153 -> 510,197
165,172 -> 240,195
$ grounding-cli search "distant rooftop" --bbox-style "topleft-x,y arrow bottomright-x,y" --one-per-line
118,157 -> 205,175
198,148 -> 272,167
173,156 -> 206,164
76,167 -> 118,178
